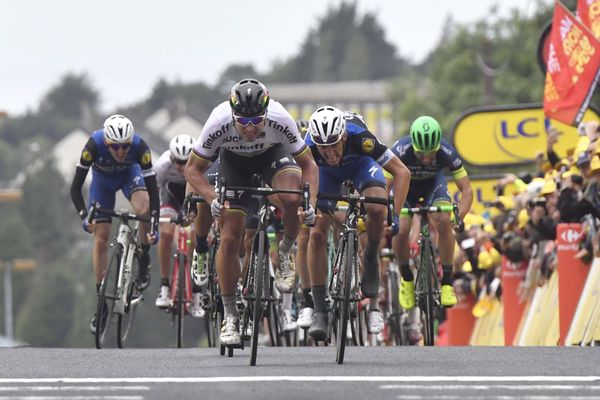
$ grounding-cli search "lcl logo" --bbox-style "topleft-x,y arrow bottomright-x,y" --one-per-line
560,229 -> 581,244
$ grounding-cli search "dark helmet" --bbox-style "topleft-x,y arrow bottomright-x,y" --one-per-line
229,78 -> 270,117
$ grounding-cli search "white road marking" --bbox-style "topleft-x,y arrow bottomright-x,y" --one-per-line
0,397 -> 143,400
381,384 -> 600,390
396,397 -> 600,400
0,386 -> 149,392
0,376 -> 598,383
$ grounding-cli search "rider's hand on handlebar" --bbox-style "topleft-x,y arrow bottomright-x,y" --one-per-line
454,220 -> 465,233
82,219 -> 93,234
147,230 -> 160,244
211,198 -> 229,218
298,204 -> 316,227
390,214 -> 400,236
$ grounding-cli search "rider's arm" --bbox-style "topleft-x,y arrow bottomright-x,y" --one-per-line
382,156 -> 411,214
70,138 -> 96,219
185,152 -> 213,203
137,139 -> 160,227
293,147 -> 319,208
454,175 -> 473,221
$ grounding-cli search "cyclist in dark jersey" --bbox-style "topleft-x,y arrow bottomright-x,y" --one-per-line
390,116 -> 473,309
304,106 -> 410,340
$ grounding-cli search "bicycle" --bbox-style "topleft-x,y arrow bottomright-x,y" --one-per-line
203,222 -> 224,352
87,203 -> 155,349
400,203 -> 462,346
219,176 -> 309,366
319,186 -> 393,364
159,207 -> 199,348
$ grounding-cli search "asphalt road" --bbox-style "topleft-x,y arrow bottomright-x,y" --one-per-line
1,346 -> 600,399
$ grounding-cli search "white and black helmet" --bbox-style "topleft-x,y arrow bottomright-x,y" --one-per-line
169,134 -> 194,161
308,106 -> 346,145
103,114 -> 134,143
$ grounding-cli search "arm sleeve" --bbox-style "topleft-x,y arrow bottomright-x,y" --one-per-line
70,138 -> 97,219
144,174 -> 160,230
70,166 -> 89,219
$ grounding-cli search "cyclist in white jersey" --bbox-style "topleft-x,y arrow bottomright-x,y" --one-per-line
154,135 -> 206,317
185,79 -> 318,346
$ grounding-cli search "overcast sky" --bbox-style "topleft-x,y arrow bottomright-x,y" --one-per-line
1,0 -> 551,115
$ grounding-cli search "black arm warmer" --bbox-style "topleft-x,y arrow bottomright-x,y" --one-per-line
70,166 -> 89,219
144,174 -> 160,227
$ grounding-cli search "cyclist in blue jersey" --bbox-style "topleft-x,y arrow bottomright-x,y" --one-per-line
70,114 -> 160,333
305,106 -> 411,341
391,116 -> 473,309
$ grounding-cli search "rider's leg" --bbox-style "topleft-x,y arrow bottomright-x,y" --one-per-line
360,185 -> 387,298
432,211 -> 455,285
191,201 -> 212,287
92,223 -> 112,287
296,225 -> 314,327
271,168 -> 303,247
131,189 -> 152,289
218,210 -> 245,316
307,213 -> 332,340
158,221 -> 175,284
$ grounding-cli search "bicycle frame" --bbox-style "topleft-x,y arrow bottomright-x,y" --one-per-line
219,176 -> 309,365
88,204 -> 151,349
320,188 -> 392,364
169,225 -> 193,312
400,203 -> 460,346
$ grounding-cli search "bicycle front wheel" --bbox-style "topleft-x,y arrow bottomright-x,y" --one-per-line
336,232 -> 354,364
117,252 -> 140,348
419,240 -> 436,346
96,245 -> 121,349
250,231 -> 268,366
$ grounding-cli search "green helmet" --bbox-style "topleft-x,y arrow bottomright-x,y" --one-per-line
410,116 -> 442,152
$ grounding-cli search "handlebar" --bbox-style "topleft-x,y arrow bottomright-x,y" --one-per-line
87,202 -> 151,224
400,203 -> 464,232
319,193 -> 392,226
318,193 -> 388,206
219,176 -> 310,211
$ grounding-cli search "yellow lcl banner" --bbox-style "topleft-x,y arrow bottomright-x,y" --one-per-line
451,104 -> 600,166
448,176 -> 502,216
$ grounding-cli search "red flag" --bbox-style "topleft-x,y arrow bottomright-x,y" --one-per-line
544,1 -> 600,125
577,0 -> 600,39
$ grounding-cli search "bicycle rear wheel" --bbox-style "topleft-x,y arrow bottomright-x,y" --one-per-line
336,232 -> 354,364
96,245 -> 121,349
176,252 -> 185,348
388,268 -> 405,346
117,252 -> 140,348
250,231 -> 268,366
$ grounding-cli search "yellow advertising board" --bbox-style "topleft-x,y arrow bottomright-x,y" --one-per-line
448,175 -> 502,216
451,104 -> 600,167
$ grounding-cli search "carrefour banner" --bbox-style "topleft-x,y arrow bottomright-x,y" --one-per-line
451,104 -> 600,167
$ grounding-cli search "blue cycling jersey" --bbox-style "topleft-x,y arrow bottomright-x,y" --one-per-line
78,130 -> 155,177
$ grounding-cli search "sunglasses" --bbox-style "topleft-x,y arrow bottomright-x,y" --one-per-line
107,142 -> 131,151
233,113 -> 266,126
415,149 -> 437,156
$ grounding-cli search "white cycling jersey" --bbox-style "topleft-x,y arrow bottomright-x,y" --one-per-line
192,100 -> 307,160
154,150 -> 186,191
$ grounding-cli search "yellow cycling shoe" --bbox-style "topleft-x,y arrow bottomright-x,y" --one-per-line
441,284 -> 457,307
399,279 -> 416,310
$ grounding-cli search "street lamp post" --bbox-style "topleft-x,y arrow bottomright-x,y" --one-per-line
1,259 -> 36,341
